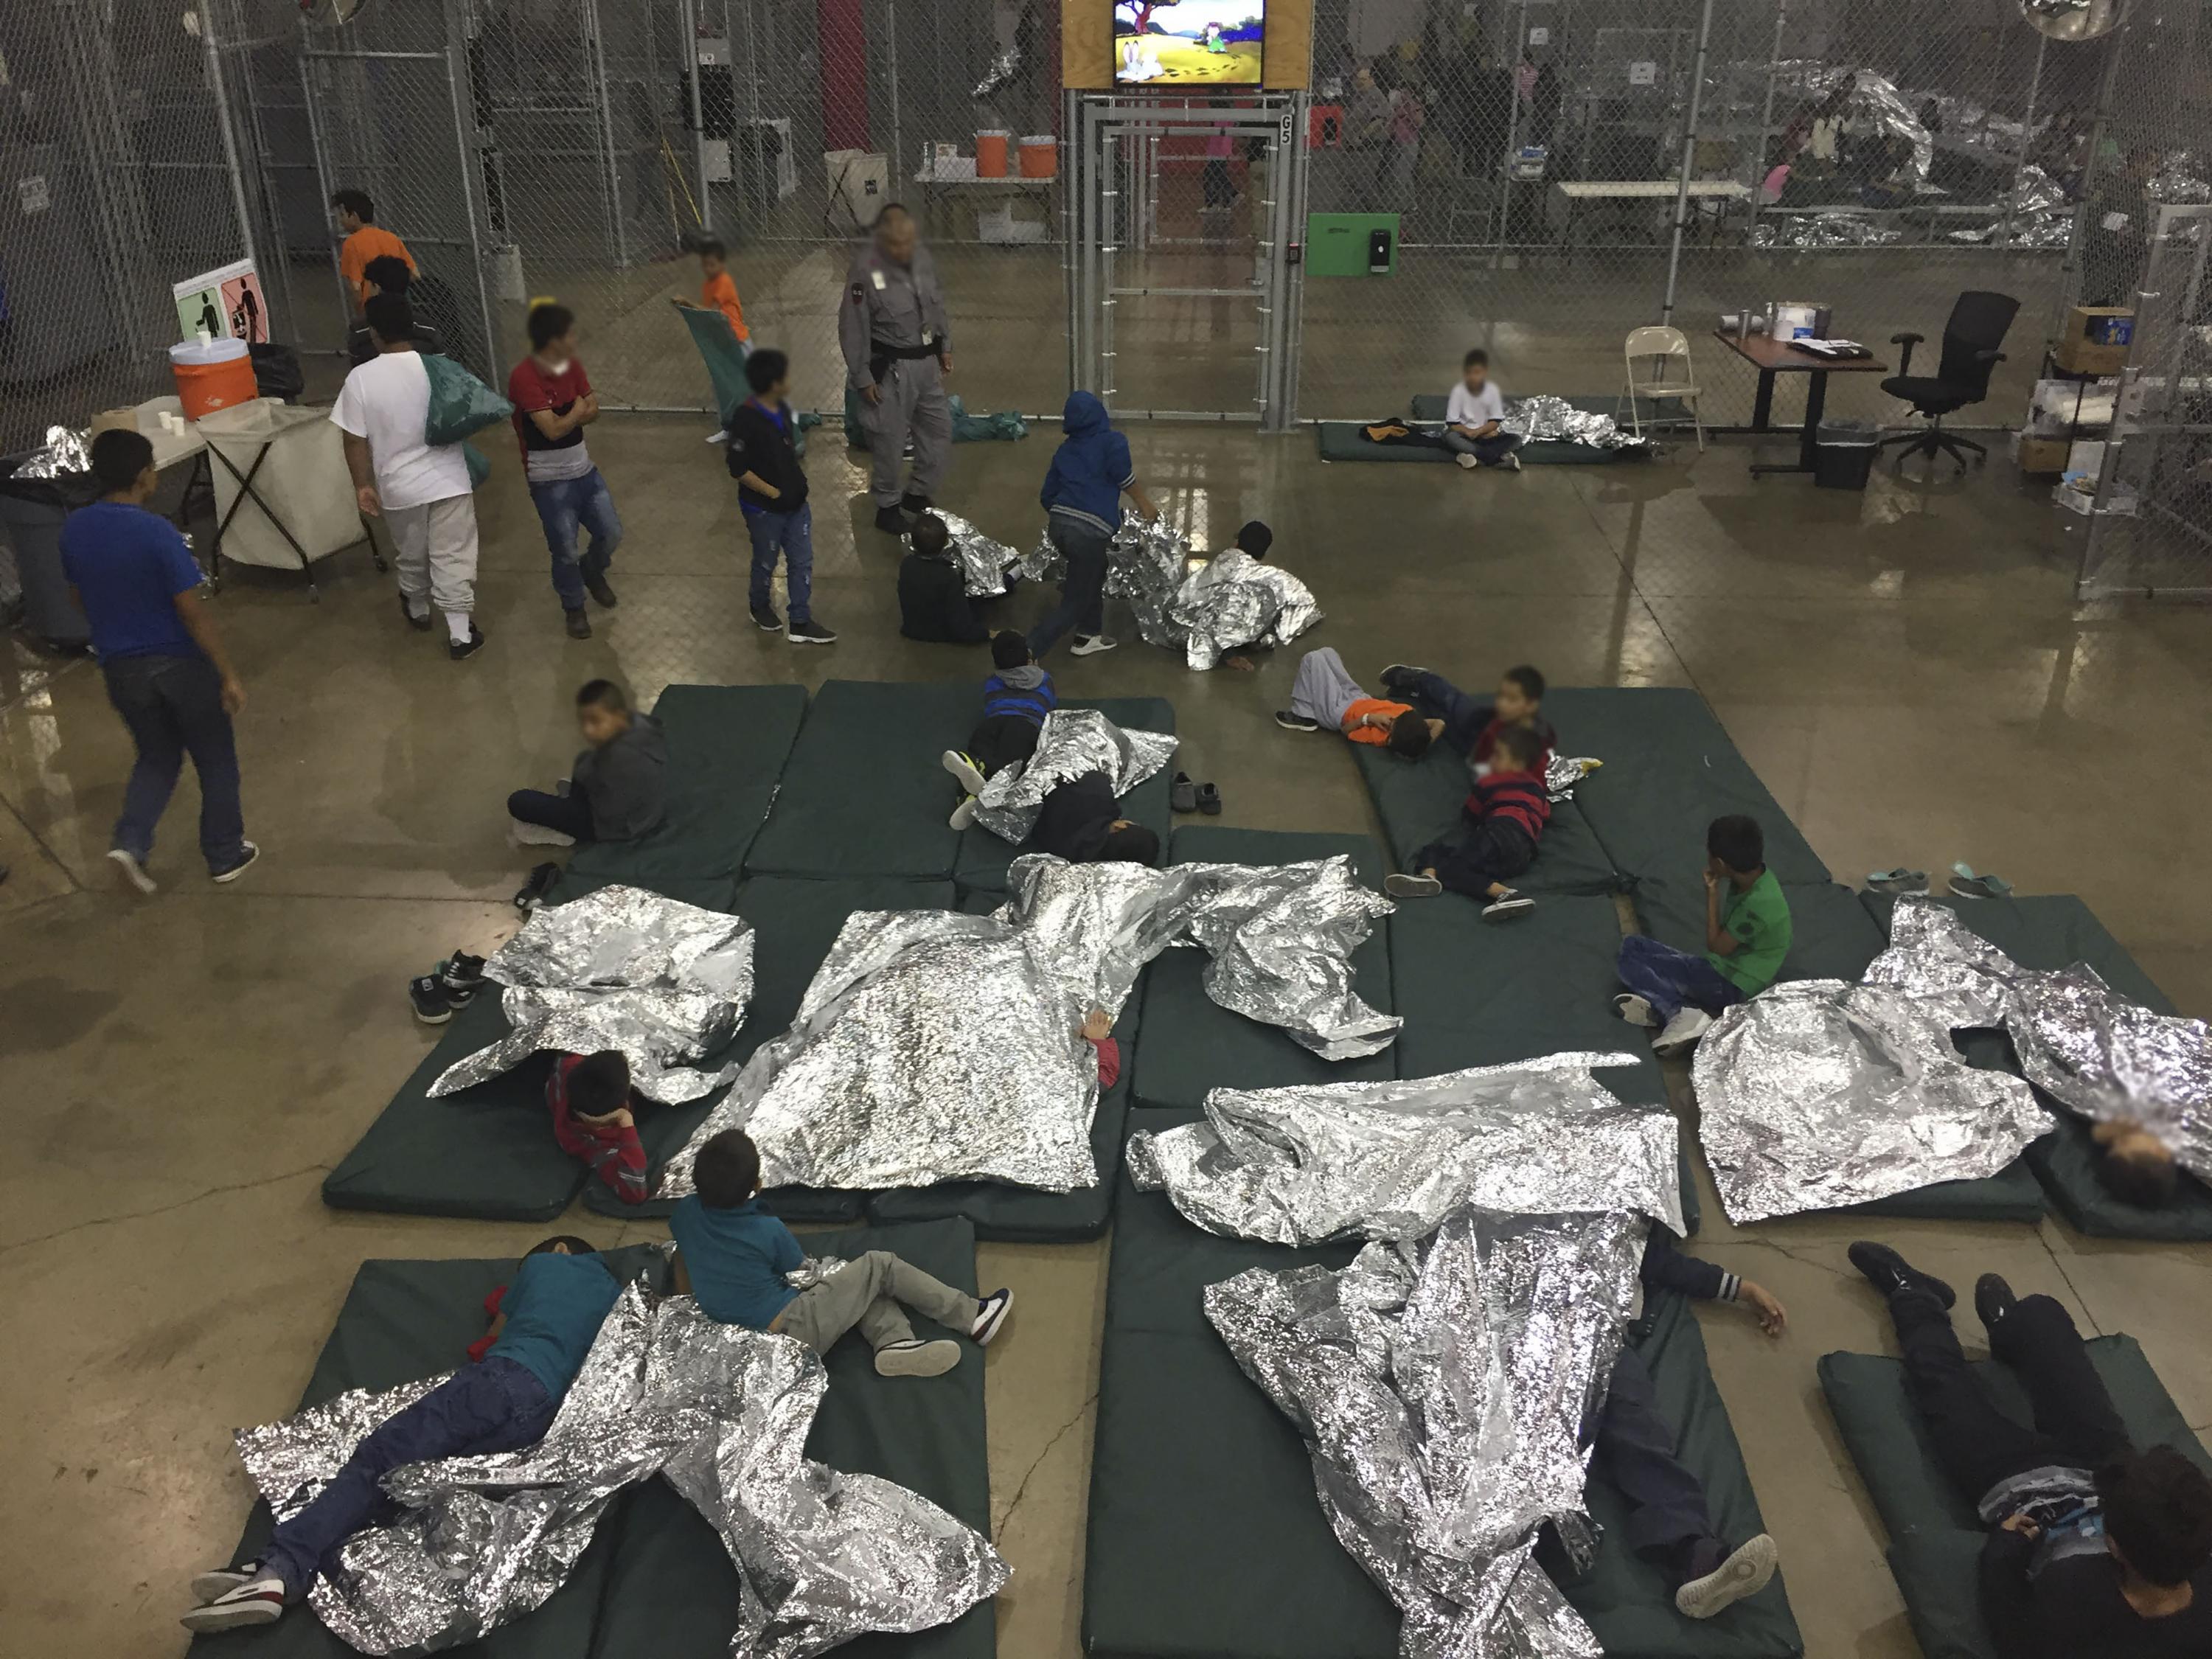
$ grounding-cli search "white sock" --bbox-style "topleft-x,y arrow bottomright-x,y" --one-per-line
445,612 -> 473,645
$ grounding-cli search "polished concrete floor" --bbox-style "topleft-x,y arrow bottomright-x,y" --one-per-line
5,414 -> 2211,1659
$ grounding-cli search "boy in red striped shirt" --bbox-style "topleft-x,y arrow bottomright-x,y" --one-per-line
1385,723 -> 1548,918
548,1050 -> 650,1203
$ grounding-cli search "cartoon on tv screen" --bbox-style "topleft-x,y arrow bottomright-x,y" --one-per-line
1113,0 -> 1266,86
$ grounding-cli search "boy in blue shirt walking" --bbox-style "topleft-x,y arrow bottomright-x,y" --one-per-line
61,429 -> 257,894
671,1130 -> 1013,1377
1029,391 -> 1159,659
181,1239 -> 622,1633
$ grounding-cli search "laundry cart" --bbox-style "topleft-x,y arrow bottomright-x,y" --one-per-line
198,398 -> 380,599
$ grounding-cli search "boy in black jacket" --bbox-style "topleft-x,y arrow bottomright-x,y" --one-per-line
898,513 -> 990,644
726,348 -> 835,645
508,678 -> 668,846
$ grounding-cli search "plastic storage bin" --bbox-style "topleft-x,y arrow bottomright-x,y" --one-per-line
1813,419 -> 1879,490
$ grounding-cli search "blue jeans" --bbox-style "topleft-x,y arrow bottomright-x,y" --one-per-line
529,469 -> 622,610
260,1357 -> 555,1597
102,653 -> 246,873
1444,429 -> 1522,466
1027,515 -> 1111,657
507,788 -> 595,842
1385,667 -> 1488,754
745,502 -> 813,622
1616,934 -> 1746,1025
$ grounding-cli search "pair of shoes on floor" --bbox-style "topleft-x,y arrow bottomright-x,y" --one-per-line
748,600 -> 838,644
873,1288 -> 1013,1377
1865,863 -> 2014,899
1168,773 -> 1220,815
408,952 -> 487,1025
513,860 -> 562,914
181,1565 -> 287,1632
1613,994 -> 1714,1057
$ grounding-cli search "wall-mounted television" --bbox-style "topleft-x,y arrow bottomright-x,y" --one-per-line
1113,1 -> 1267,88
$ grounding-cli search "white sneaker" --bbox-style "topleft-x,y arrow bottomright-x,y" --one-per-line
948,796 -> 979,831
1385,872 -> 1441,898
1071,633 -> 1119,656
1455,451 -> 1480,470
190,1565 -> 263,1603
181,1571 -> 286,1632
970,1288 -> 1014,1345
941,749 -> 988,795
107,846 -> 158,895
1613,993 -> 1658,1028
1653,1007 -> 1714,1057
1503,451 -> 1523,472
1676,1534 -> 1777,1620
874,1338 -> 962,1377
1481,892 -> 1535,920
508,817 -> 577,848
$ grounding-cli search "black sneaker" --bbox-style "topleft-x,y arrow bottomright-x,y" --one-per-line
449,624 -> 487,662
1379,663 -> 1427,688
408,974 -> 457,1023
874,505 -> 911,535
564,608 -> 591,640
584,574 -> 619,608
1846,1241 -> 1956,1308
1170,771 -> 1198,813
750,601 -> 783,633
1273,710 -> 1322,732
513,860 -> 561,913
210,842 -> 261,884
1975,1273 -> 2018,1333
397,594 -> 434,632
440,952 -> 487,999
900,493 -> 935,514
787,618 -> 838,645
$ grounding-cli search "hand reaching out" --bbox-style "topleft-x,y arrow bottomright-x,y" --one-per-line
1080,1009 -> 1113,1043
1738,1279 -> 1788,1336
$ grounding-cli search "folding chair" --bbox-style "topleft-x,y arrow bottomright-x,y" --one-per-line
1620,325 -> 1706,451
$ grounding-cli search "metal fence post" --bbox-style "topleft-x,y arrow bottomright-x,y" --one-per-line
2000,32 -> 2047,249
679,0 -> 710,217
1747,0 -> 1787,232
444,2 -> 499,376
2057,22 -> 2131,326
297,27 -> 354,329
1659,0 -> 1716,327
198,1 -> 261,287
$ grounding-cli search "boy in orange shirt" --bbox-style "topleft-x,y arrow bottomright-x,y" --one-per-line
331,189 -> 415,310
1276,646 -> 1436,757
689,238 -> 749,348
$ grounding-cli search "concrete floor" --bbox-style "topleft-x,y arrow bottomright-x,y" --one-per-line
6,414 -> 2212,1659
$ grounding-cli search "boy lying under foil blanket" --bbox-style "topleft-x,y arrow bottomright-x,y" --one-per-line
1136,1056 -> 1790,1645
658,855 -> 1398,1200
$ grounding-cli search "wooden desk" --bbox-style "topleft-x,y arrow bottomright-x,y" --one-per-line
1712,332 -> 1891,475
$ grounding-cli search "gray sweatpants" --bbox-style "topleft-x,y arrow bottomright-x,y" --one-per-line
386,493 -> 480,617
773,1250 -> 978,1354
1289,646 -> 1367,729
864,357 -> 952,507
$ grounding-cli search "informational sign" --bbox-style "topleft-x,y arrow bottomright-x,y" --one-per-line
1528,27 -> 1551,46
1627,60 -> 1658,86
16,175 -> 49,214
172,257 -> 268,344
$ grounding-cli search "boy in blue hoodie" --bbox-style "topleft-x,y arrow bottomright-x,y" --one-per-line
943,630 -> 1057,827
1030,391 -> 1160,659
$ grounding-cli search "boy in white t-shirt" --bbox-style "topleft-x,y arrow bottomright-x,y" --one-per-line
332,293 -> 485,660
1443,348 -> 1522,473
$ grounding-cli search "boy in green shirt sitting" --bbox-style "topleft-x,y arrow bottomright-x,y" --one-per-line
1614,815 -> 1793,1057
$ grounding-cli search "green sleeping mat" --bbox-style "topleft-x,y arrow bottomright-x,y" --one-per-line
323,993 -> 592,1222
1315,396 -> 1656,467
1861,894 -> 2212,1239
566,684 -> 807,884
1819,1336 -> 2212,1659
952,696 -> 1179,897
1638,880 -> 2044,1222
1347,740 -> 1621,896
745,681 -> 979,879
193,1225 -> 990,1659
1543,688 -> 1830,888
1085,1122 -> 1796,1659
1133,829 -> 1396,1110
580,875 -> 957,1222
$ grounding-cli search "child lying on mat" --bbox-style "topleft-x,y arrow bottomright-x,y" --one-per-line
508,678 -> 668,848
899,512 -> 990,645
181,1237 -> 621,1633
1033,771 -> 1160,866
1548,1233 -> 1787,1621
1848,1239 -> 2212,1657
2091,1119 -> 2188,1210
670,1130 -> 1014,1377
1274,646 -> 1438,756
944,631 -> 1060,827
1384,723 -> 1548,919
549,1050 -> 653,1205
1380,661 -> 1554,771
1615,815 -> 1792,1058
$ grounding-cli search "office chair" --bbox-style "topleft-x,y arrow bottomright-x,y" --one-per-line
1879,290 -> 2020,472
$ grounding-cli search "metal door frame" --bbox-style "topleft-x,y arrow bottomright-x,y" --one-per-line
1068,93 -> 1305,430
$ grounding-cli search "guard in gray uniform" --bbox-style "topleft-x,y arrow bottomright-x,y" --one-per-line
840,204 -> 954,535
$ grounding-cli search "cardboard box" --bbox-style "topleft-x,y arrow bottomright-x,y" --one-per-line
2015,434 -> 2070,474
2054,305 -> 2135,375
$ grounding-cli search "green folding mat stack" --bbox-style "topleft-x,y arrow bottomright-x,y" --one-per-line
952,695 -> 1178,897
1348,737 -> 1621,894
1085,1121 -> 1798,1659
1820,1337 -> 2212,1659
580,874 -> 959,1224
565,683 -> 807,885
743,681 -> 979,879
191,1224 -> 992,1659
1313,394 -> 1655,465
1543,688 -> 1830,888
1638,880 -> 2045,1223
1861,892 -> 2212,1239
1132,827 -> 1397,1110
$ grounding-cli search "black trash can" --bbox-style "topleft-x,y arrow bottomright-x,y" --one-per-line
0,459 -> 99,649
1813,419 -> 1879,490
